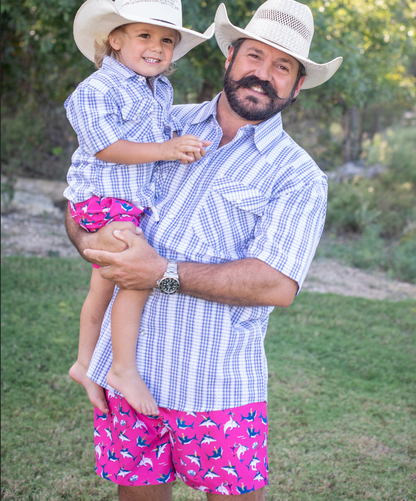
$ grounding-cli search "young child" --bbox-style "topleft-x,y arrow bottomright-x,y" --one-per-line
65,0 -> 213,416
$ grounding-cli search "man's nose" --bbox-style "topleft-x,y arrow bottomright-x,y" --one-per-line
253,62 -> 272,82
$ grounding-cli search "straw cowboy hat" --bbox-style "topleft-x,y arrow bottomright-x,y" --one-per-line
74,0 -> 215,63
215,0 -> 342,89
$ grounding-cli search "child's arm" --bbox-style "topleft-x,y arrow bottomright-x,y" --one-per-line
95,136 -> 211,165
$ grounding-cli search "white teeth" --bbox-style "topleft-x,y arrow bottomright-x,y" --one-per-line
251,86 -> 265,93
145,58 -> 159,63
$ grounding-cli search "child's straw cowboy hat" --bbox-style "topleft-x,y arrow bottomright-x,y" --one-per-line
74,0 -> 214,63
215,0 -> 342,89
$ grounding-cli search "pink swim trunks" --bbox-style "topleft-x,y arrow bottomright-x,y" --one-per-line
68,196 -> 145,233
69,196 -> 145,269
94,391 -> 269,495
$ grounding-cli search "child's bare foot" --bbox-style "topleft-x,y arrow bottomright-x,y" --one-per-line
69,361 -> 109,414
107,367 -> 159,415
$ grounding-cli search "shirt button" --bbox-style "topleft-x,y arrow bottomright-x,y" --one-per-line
236,199 -> 242,204
141,330 -> 147,336
168,214 -> 174,219
136,112 -> 140,117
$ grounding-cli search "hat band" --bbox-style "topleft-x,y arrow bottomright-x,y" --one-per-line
151,18 -> 175,25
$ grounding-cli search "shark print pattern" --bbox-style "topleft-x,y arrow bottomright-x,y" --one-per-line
69,195 -> 145,233
94,392 -> 268,493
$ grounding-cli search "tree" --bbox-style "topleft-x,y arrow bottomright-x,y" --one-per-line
1,0 -> 92,105
174,0 -> 416,161
301,0 -> 416,161
1,0 -> 415,175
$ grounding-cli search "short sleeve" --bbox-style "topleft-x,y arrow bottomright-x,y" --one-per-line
247,176 -> 327,291
65,85 -> 123,155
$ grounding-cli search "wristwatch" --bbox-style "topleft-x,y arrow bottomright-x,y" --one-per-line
157,259 -> 180,294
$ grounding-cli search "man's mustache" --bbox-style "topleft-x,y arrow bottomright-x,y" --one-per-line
230,75 -> 284,101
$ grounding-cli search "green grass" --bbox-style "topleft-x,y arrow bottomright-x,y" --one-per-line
2,257 -> 415,500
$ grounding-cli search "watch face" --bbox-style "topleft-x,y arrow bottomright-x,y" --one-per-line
160,277 -> 180,294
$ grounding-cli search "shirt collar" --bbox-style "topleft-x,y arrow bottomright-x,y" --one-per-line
252,112 -> 284,160
102,56 -> 168,87
211,94 -> 284,160
173,92 -> 285,160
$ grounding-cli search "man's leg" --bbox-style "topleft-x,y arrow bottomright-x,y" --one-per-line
207,487 -> 265,501
119,484 -> 173,501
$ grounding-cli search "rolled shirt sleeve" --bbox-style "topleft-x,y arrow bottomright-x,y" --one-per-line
247,175 -> 328,290
65,84 -> 123,156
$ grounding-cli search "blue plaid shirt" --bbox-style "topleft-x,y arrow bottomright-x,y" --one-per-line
63,56 -> 174,208
88,94 -> 328,412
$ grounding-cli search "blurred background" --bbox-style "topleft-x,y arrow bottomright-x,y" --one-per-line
1,0 -> 416,282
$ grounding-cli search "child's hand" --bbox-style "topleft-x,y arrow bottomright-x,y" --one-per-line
179,140 -> 211,164
163,135 -> 211,163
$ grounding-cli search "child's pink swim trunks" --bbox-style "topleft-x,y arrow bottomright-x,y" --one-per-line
69,196 -> 145,268
68,196 -> 145,233
94,391 -> 269,495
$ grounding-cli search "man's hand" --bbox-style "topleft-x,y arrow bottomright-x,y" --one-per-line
68,207 -> 297,306
65,208 -> 137,265
84,229 -> 168,289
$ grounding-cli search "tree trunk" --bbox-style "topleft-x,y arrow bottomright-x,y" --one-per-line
197,80 -> 215,103
343,106 -> 362,162
342,109 -> 351,162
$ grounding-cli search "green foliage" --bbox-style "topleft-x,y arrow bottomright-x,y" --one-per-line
367,127 -> 416,185
1,0 -> 92,105
1,101 -> 76,181
1,0 -> 87,180
2,0 -> 415,170
326,127 -> 416,236
1,102 -> 46,173
2,257 -> 416,500
304,0 -> 416,111
392,234 -> 416,284
171,0 -> 261,102
323,127 -> 416,282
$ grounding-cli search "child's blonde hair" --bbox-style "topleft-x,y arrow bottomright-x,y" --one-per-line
94,23 -> 181,75
94,25 -> 127,69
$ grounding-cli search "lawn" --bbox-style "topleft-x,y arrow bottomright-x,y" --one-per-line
1,257 -> 415,500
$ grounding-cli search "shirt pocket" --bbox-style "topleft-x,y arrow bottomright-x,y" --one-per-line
192,177 -> 269,259
119,100 -> 153,140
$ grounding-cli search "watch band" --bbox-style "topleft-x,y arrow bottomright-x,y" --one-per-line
165,259 -> 178,278
157,259 -> 180,294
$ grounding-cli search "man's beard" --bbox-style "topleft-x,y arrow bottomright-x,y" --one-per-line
223,67 -> 297,121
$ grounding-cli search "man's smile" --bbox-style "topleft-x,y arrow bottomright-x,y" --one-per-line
248,85 -> 267,95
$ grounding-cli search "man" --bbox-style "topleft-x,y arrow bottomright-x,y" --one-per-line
66,0 -> 342,499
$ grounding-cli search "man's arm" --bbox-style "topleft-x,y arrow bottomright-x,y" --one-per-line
83,229 -> 298,308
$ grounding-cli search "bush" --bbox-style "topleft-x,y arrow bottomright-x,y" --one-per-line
390,234 -> 416,283
1,101 -> 75,182
368,127 -> 416,185
323,126 -> 416,283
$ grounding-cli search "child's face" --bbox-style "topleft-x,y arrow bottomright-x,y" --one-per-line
109,23 -> 177,77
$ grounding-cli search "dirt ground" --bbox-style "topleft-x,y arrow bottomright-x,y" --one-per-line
2,210 -> 416,302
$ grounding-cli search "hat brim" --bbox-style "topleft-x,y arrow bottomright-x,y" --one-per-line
74,0 -> 214,63
214,3 -> 342,90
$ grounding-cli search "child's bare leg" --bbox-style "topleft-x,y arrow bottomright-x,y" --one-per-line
106,289 -> 158,415
69,267 -> 114,413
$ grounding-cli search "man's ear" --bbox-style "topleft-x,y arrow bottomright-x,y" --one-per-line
293,75 -> 306,98
225,45 -> 235,70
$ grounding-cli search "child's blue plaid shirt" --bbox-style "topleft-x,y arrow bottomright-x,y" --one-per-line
88,95 -> 328,412
63,56 -> 174,208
